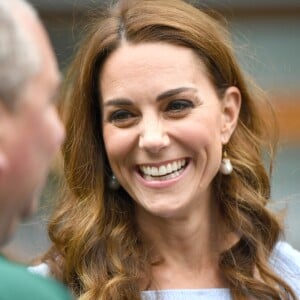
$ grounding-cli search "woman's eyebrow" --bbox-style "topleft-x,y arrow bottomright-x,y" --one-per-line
103,98 -> 133,107
156,87 -> 197,101
103,87 -> 198,107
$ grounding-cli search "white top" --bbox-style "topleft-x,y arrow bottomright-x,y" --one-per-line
141,289 -> 231,300
29,241 -> 300,299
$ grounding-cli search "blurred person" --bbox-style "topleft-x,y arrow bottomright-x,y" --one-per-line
30,0 -> 300,299
0,0 -> 72,299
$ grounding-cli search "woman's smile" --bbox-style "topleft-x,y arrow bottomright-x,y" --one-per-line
135,157 -> 191,189
138,158 -> 188,181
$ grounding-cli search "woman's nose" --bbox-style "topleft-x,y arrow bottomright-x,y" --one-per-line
138,119 -> 170,154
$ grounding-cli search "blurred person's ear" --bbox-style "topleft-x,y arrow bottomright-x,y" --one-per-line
220,86 -> 241,144
0,151 -> 8,177
0,101 -> 9,176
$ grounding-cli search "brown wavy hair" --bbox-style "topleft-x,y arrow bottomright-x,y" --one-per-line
43,0 -> 296,299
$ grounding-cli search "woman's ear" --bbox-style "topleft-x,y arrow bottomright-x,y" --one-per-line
220,86 -> 241,144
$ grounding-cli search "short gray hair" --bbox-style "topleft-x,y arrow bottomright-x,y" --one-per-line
0,0 -> 41,107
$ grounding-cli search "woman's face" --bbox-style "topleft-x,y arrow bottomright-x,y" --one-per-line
100,42 -> 240,218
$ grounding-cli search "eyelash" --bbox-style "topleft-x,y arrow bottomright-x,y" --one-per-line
108,110 -> 136,123
165,99 -> 194,114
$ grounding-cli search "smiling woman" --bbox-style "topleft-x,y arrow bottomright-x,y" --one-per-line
100,42 -> 240,216
30,0 -> 300,299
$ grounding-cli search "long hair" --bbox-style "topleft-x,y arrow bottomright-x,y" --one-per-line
43,0 -> 296,299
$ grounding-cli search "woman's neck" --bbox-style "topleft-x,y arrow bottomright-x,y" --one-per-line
136,197 -> 238,290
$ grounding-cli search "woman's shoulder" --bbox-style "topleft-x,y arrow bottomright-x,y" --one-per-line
28,242 -> 300,297
271,240 -> 300,272
271,240 -> 300,294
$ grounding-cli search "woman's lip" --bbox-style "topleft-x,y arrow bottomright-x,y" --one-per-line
135,159 -> 190,188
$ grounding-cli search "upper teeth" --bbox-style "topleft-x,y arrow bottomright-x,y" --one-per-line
139,159 -> 186,177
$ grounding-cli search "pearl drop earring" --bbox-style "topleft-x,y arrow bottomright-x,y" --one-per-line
109,174 -> 120,190
220,150 -> 233,175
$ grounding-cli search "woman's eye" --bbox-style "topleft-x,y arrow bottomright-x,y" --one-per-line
108,110 -> 137,127
165,100 -> 194,116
